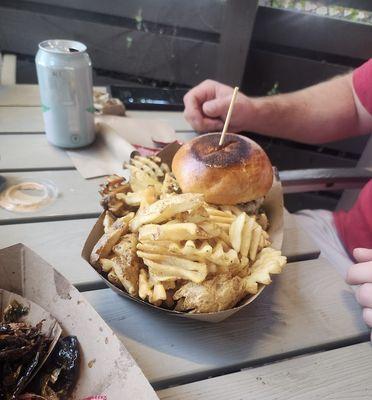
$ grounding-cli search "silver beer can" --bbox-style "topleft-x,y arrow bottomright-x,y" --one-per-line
36,39 -> 95,148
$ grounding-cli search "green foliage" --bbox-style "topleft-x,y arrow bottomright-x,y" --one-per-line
262,0 -> 372,25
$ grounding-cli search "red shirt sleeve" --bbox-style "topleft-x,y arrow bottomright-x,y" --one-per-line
333,61 -> 372,258
334,180 -> 372,258
353,59 -> 372,115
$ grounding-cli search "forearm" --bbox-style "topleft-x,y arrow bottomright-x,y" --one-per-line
245,74 -> 361,145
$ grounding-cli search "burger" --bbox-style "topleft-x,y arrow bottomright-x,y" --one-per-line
172,132 -> 273,212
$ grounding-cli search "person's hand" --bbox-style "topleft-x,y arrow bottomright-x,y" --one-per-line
183,79 -> 253,133
346,248 -> 372,339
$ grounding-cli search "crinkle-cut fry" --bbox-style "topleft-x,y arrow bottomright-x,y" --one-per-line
116,191 -> 141,206
130,193 -> 204,232
209,215 -> 235,224
220,205 -> 244,216
249,224 -> 262,262
160,172 -> 180,198
139,222 -> 214,241
229,212 -> 245,252
127,165 -> 163,193
131,157 -> 163,178
131,155 -> 162,172
216,223 -> 231,232
244,247 -> 287,294
137,239 -> 239,269
99,257 -> 115,273
90,217 -> 129,268
117,186 -> 157,209
119,211 -> 136,225
103,211 -> 116,233
108,269 -> 122,288
138,252 -> 207,283
205,206 -> 234,217
177,205 -> 209,224
240,216 -> 255,257
138,268 -> 166,305
230,212 -> 271,261
256,212 -> 269,231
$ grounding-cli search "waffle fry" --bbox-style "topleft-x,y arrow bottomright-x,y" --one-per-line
137,239 -> 239,270
229,212 -> 270,261
138,252 -> 208,283
103,211 -> 115,233
244,247 -> 287,294
160,172 -> 181,198
139,222 -> 216,241
130,193 -> 204,232
138,268 -> 166,305
93,154 -> 286,313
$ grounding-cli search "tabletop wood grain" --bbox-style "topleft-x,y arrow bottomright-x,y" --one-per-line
1,84 -> 370,398
0,215 -> 319,291
83,257 -> 368,387
0,106 -> 192,132
0,132 -> 197,171
157,342 -> 372,399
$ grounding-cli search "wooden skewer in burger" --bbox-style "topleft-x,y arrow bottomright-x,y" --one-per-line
172,87 -> 274,208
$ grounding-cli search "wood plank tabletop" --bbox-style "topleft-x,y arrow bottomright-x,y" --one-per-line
0,131 -> 198,171
83,257 -> 368,387
0,170 -> 101,224
0,106 -> 192,132
157,342 -> 372,399
0,215 -> 319,290
1,83 -> 370,399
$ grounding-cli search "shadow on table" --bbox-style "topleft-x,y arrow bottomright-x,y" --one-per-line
92,260 -> 368,370
106,271 -> 292,366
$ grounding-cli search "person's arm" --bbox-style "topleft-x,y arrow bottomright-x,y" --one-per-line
184,72 -> 372,145
248,74 -> 371,144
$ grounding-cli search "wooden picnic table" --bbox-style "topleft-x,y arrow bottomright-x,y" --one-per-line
0,84 -> 370,399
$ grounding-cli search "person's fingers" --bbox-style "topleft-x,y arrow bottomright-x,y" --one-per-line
183,92 -> 204,128
356,283 -> 372,308
353,248 -> 372,263
346,261 -> 372,285
202,96 -> 231,118
201,118 -> 224,133
188,117 -> 224,134
363,308 -> 372,327
183,80 -> 219,131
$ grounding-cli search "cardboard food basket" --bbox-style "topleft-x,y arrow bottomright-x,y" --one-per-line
82,142 -> 284,323
0,243 -> 158,400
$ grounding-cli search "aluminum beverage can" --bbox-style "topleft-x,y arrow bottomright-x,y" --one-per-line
35,39 -> 95,148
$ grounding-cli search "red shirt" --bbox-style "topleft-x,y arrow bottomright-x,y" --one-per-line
333,60 -> 372,257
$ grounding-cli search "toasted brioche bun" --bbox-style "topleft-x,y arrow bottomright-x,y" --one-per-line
172,133 -> 273,205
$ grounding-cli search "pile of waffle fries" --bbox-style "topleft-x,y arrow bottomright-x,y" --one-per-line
90,155 -> 286,313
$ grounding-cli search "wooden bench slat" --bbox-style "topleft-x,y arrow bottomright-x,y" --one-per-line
83,257 -> 368,386
157,342 -> 372,399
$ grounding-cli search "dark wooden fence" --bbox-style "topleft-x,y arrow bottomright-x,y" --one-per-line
1,0 -> 371,211
243,3 -> 372,211
0,0 -> 257,86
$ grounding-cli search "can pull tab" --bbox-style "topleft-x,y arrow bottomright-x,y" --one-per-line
68,48 -> 79,53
